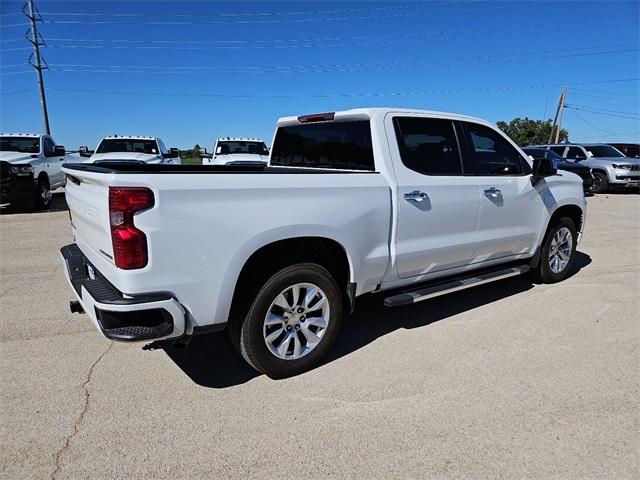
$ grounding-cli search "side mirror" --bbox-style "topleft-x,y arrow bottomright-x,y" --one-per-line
199,148 -> 212,159
79,146 -> 93,157
531,157 -> 557,184
165,147 -> 179,158
54,145 -> 66,156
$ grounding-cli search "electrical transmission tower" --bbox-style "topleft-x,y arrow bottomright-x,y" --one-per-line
23,0 -> 50,135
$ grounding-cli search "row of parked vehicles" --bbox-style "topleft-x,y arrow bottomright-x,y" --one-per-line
0,133 -> 273,210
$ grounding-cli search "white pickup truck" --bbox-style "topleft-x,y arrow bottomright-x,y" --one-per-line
60,108 -> 586,377
79,136 -> 181,165
0,133 -> 67,210
200,137 -> 269,166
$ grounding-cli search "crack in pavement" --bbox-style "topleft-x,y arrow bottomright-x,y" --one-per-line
50,343 -> 114,480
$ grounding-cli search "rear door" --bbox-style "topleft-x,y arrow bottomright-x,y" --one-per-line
386,114 -> 480,278
459,121 -> 544,262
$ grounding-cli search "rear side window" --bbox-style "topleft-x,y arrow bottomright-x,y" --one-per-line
393,117 -> 462,175
463,122 -> 527,176
566,147 -> 587,160
270,120 -> 374,170
550,146 -> 566,156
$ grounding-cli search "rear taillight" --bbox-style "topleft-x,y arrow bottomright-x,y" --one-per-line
108,187 -> 154,270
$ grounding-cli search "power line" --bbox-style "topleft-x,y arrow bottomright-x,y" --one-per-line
24,0 -> 50,135
37,3 -> 436,18
35,5 -> 515,26
569,110 -> 617,134
38,44 -> 639,75
35,21 -> 639,51
564,105 -> 640,120
46,77 -> 639,99
567,104 -> 639,116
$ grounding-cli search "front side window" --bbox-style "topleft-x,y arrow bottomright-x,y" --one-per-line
0,136 -> 40,153
271,120 -> 374,170
463,123 -> 527,175
96,139 -> 158,154
566,147 -> 587,160
43,138 -> 55,157
157,139 -> 168,154
549,146 -> 566,156
393,117 -> 462,175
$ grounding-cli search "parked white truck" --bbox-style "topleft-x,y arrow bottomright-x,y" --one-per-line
60,108 -> 586,377
79,135 -> 181,165
0,133 -> 67,210
200,137 -> 269,166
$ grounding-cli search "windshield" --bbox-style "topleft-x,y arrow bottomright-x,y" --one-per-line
96,139 -> 158,154
0,136 -> 40,154
216,141 -> 268,156
584,145 -> 624,158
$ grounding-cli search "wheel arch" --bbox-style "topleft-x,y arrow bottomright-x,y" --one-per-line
545,203 -> 584,241
228,236 -> 355,323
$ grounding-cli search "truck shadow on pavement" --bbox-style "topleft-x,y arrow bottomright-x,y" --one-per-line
163,251 -> 592,389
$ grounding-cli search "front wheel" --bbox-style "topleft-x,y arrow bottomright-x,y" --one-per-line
591,171 -> 608,193
529,217 -> 578,283
33,176 -> 52,210
235,263 -> 343,378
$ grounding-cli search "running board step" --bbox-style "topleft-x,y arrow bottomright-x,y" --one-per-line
384,265 -> 529,307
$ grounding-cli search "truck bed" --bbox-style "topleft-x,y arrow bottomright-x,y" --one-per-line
63,162 -> 377,175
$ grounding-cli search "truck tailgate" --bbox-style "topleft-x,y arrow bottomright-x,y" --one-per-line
64,172 -> 114,266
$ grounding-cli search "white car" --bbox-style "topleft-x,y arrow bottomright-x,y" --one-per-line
200,137 -> 269,166
60,108 -> 586,377
0,133 -> 67,210
80,136 -> 181,165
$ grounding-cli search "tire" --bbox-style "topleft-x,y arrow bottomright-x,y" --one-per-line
529,217 -> 578,284
233,263 -> 343,378
591,171 -> 608,194
33,176 -> 52,211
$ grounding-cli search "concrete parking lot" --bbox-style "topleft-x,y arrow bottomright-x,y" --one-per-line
1,191 -> 638,479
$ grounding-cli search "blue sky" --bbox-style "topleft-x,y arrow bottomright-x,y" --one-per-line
1,1 -> 638,149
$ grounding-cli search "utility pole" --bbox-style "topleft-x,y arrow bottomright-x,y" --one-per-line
24,0 -> 50,135
548,86 -> 567,144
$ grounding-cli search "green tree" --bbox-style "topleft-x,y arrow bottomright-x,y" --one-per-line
496,118 -> 569,146
191,144 -> 201,157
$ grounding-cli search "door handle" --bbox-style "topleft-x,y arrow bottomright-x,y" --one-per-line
484,187 -> 502,198
404,190 -> 428,202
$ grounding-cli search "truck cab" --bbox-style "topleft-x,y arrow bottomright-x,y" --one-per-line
80,136 -> 181,165
200,137 -> 269,166
0,133 -> 66,210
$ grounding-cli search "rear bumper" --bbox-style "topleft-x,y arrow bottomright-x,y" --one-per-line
60,243 -> 186,342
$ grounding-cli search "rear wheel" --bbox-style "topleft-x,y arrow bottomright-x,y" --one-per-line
529,217 -> 577,284
33,176 -> 52,210
591,171 -> 608,193
233,263 -> 343,378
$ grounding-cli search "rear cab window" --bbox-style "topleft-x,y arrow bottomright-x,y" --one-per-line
393,117 -> 463,175
270,120 -> 374,171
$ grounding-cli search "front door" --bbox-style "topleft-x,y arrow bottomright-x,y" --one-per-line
386,114 -> 481,278
460,121 -> 544,261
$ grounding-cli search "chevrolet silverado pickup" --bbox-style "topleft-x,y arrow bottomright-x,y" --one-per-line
60,108 -> 587,377
1,133 -> 67,210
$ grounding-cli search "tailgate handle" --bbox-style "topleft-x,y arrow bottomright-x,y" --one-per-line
66,174 -> 81,185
